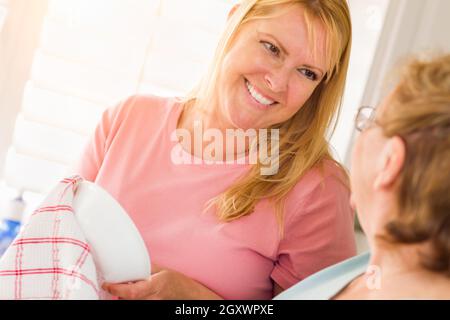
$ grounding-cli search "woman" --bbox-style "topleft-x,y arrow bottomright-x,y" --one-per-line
77,0 -> 356,299
276,54 -> 450,300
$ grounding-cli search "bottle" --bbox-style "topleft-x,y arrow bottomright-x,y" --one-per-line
0,191 -> 26,258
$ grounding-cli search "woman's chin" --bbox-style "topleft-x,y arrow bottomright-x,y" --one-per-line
228,112 -> 257,130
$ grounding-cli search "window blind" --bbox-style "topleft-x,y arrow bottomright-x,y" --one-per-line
3,0 -> 237,200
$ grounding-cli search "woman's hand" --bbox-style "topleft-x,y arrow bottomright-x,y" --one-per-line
102,263 -> 223,300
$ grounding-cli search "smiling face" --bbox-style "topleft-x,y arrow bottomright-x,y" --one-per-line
214,4 -> 329,130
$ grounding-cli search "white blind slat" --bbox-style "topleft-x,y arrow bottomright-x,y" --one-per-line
142,54 -> 207,93
22,82 -> 105,135
30,50 -> 139,105
151,17 -> 221,61
138,82 -> 184,97
4,147 -> 69,194
160,0 -> 235,34
47,0 -> 159,35
13,115 -> 87,165
4,0 -> 235,195
40,19 -> 154,74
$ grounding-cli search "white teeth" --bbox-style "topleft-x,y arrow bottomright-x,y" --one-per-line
245,80 -> 275,106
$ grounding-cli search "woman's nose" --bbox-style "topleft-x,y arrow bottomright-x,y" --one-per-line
264,68 -> 289,93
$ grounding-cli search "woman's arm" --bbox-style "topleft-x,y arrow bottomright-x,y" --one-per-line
102,263 -> 224,300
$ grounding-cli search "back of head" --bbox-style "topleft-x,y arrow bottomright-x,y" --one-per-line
380,54 -> 450,275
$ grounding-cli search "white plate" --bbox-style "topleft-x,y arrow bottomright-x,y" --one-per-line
72,181 -> 151,283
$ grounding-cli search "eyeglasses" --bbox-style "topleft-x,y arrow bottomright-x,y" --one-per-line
355,106 -> 377,132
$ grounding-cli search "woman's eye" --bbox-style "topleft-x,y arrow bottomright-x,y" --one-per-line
261,41 -> 280,56
299,68 -> 318,81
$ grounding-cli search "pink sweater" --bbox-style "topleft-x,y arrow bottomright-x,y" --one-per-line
75,94 -> 356,299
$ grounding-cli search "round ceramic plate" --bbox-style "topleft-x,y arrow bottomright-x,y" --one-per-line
72,181 -> 151,283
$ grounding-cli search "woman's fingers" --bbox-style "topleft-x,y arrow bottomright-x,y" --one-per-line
102,279 -> 156,300
101,264 -> 166,299
151,263 -> 163,274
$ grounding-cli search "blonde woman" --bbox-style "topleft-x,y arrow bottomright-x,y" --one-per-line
276,54 -> 450,300
77,0 -> 356,299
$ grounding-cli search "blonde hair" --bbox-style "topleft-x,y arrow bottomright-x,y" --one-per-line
380,54 -> 450,275
180,0 -> 352,235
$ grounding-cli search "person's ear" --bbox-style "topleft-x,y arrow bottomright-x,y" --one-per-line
373,136 -> 405,190
228,4 -> 240,20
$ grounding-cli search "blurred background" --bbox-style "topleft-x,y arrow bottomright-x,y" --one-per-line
0,0 -> 449,253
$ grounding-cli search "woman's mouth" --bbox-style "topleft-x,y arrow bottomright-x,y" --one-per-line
244,79 -> 278,108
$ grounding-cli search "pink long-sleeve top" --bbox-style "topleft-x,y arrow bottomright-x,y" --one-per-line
75,94 -> 356,299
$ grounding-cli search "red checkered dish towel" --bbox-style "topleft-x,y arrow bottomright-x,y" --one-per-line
0,176 -> 108,300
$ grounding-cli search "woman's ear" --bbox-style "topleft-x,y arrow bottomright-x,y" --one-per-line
373,136 -> 406,190
228,4 -> 240,20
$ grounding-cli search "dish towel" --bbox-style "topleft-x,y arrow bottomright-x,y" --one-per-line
0,176 -> 109,300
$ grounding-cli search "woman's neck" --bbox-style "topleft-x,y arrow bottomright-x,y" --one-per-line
363,239 -> 450,298
176,99 -> 252,161
178,99 -> 227,133
368,241 -> 426,275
